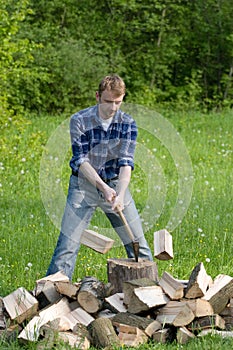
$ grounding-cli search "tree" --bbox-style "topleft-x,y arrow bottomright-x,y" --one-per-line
0,0 -> 44,123
3,0 -> 232,114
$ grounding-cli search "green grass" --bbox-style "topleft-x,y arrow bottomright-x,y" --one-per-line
0,108 -> 233,349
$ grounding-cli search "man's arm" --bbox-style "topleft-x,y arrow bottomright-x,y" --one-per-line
112,165 -> 131,211
79,162 -> 116,203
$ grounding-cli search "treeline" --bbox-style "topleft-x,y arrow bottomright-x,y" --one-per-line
1,0 -> 233,118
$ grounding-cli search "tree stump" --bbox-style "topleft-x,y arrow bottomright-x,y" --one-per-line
77,277 -> 106,314
107,258 -> 158,293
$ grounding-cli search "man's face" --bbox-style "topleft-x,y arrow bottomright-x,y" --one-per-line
96,90 -> 124,120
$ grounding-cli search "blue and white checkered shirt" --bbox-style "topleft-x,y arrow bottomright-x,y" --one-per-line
69,104 -> 137,180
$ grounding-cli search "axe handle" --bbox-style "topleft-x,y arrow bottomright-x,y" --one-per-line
117,209 -> 135,242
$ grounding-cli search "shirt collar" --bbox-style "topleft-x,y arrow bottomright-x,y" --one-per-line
94,104 -> 123,125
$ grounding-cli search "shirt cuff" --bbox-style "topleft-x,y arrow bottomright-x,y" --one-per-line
118,158 -> 134,170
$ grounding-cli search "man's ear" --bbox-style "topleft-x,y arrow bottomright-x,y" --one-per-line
95,91 -> 100,102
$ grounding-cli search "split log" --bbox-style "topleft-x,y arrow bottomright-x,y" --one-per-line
70,307 -> 95,326
81,229 -> 114,254
220,300 -> 233,317
105,293 -> 127,313
38,323 -> 90,350
47,306 -> 94,332
127,285 -> 169,314
73,323 -> 89,338
36,280 -> 61,309
123,277 -> 157,307
152,327 -> 175,343
188,314 -> 225,331
202,274 -> 233,314
154,229 -> 173,260
39,297 -> 71,324
118,324 -> 148,347
0,324 -> 22,343
159,271 -> 184,300
3,287 -> 38,324
77,277 -> 106,314
88,317 -> 120,348
186,299 -> 214,318
50,316 -> 76,332
144,320 -> 162,337
33,271 -> 69,308
156,301 -> 195,327
177,326 -> 196,344
219,300 -> 233,330
68,300 -> 80,311
96,309 -> 116,319
57,331 -> 90,349
55,281 -> 80,300
107,258 -> 158,293
18,297 -> 71,342
198,329 -> 233,338
36,271 -> 69,283
112,312 -> 154,331
176,279 -> 189,289
0,298 -> 6,329
185,262 -> 211,298
222,317 -> 233,331
18,316 -> 41,343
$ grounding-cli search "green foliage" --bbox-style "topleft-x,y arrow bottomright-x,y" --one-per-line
1,0 -> 233,114
0,0 -> 46,131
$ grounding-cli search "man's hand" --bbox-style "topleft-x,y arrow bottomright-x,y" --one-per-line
102,186 -> 117,204
111,194 -> 124,212
102,187 -> 124,212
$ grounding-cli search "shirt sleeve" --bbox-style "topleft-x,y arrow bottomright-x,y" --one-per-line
117,118 -> 137,170
69,115 -> 90,172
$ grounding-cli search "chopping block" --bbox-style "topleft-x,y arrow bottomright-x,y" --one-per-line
107,258 -> 158,294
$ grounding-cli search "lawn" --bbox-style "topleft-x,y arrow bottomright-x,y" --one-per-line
0,106 -> 232,349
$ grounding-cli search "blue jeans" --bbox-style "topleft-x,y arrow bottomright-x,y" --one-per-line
46,175 -> 153,280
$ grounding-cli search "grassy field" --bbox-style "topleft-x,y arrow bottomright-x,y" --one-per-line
0,107 -> 233,349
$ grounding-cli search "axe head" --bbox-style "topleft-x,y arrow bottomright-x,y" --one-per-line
132,241 -> 139,262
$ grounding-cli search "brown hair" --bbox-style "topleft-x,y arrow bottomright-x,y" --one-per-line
98,74 -> 126,97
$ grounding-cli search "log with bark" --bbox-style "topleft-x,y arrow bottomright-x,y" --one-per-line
87,317 -> 120,348
201,274 -> 233,314
77,277 -> 106,314
185,262 -> 211,299
55,281 -> 80,300
112,312 -> 154,331
188,314 -> 226,331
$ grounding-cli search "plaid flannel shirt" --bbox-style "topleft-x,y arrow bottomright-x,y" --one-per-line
69,104 -> 137,180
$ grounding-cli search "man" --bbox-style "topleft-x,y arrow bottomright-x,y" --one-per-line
46,74 -> 153,280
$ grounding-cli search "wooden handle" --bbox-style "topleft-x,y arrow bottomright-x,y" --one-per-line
117,209 -> 135,242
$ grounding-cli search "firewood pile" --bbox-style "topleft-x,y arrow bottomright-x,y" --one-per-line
0,230 -> 233,348
1,260 -> 233,349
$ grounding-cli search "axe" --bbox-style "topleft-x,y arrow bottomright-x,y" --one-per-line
117,208 -> 139,262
